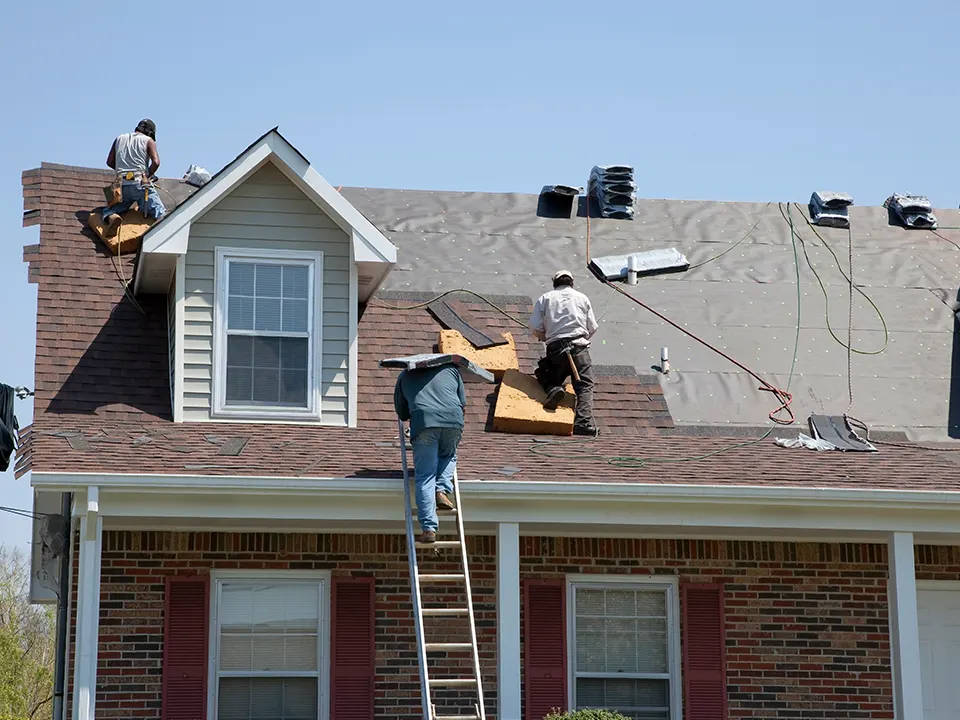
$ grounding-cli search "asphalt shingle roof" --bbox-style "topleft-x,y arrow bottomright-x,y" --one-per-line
17,161 -> 960,489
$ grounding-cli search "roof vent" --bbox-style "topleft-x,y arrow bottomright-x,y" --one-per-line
588,165 -> 636,219
809,191 -> 853,229
537,184 -> 582,218
541,184 -> 582,197
885,193 -> 937,229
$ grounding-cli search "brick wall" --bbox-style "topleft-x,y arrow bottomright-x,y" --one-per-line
520,538 -> 894,720
68,531 -> 497,720
64,533 -> 960,720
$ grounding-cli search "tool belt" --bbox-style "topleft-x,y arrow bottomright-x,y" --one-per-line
546,337 -> 586,356
102,172 -> 144,205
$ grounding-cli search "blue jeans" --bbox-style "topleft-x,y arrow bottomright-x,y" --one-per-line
411,427 -> 461,533
102,182 -> 166,221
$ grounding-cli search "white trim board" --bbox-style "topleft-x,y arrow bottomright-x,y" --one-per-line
134,129 -> 396,300
31,473 -> 960,539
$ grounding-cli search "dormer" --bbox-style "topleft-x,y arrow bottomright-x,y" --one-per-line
133,129 -> 397,427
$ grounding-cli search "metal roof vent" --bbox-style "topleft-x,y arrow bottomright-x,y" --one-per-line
537,184 -> 582,218
809,191 -> 853,229
588,165 -> 636,219
884,193 -> 938,229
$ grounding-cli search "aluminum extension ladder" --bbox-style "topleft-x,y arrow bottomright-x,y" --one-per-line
399,419 -> 487,720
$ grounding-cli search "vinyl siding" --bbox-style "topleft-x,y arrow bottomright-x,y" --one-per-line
181,162 -> 351,424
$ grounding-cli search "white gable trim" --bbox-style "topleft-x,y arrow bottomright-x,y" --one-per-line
134,129 -> 396,296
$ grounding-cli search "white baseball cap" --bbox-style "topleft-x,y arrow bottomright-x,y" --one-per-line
552,269 -> 574,282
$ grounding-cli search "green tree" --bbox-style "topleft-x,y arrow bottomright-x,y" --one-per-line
0,545 -> 55,720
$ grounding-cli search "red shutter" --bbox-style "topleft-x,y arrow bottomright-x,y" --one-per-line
523,579 -> 567,720
162,575 -> 210,720
330,576 -> 376,720
682,583 -> 727,720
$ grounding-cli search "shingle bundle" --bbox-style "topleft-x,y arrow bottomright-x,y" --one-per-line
884,193 -> 938,229
809,191 -> 853,229
588,165 -> 636,219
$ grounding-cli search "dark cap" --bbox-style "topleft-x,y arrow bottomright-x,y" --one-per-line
135,118 -> 156,140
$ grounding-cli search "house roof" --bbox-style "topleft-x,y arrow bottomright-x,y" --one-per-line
18,158 -> 960,490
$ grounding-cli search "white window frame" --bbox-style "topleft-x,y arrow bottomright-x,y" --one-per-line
212,247 -> 324,420
567,575 -> 682,720
207,570 -> 331,720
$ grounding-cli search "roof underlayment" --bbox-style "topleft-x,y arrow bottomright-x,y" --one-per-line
339,188 -> 960,442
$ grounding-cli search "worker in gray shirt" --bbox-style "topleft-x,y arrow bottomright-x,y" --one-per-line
530,270 -> 599,436
394,365 -> 466,543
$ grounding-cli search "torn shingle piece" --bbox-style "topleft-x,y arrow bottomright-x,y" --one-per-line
66,435 -> 93,452
218,437 -> 249,456
427,299 -> 507,349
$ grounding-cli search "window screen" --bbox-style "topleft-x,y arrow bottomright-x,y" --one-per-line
216,581 -> 322,720
572,586 -> 673,720
224,261 -> 311,408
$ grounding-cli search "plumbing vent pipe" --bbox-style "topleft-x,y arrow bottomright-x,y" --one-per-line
626,254 -> 640,285
661,346 -> 670,374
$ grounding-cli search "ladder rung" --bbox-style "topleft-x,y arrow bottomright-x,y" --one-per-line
425,642 -> 473,651
428,677 -> 478,686
435,715 -> 480,720
415,540 -> 462,549
411,507 -> 458,514
418,573 -> 465,583
422,607 -> 469,616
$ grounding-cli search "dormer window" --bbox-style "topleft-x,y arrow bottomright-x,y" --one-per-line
213,247 -> 323,419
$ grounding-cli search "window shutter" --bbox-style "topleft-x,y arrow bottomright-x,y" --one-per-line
162,575 -> 210,720
523,579 -> 567,720
682,583 -> 727,720
330,576 -> 375,720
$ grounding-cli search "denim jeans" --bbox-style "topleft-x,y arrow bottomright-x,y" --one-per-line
102,182 -> 166,221
411,427 -> 461,533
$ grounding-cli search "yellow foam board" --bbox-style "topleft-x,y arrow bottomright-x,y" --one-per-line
87,209 -> 154,255
437,330 -> 519,379
493,369 -> 575,436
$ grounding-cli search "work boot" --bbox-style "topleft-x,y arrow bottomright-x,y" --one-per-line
573,425 -> 600,437
103,213 -> 121,238
543,387 -> 566,411
436,492 -> 455,512
419,530 -> 436,544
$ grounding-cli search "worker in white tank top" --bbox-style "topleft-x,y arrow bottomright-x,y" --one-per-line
102,119 -> 166,234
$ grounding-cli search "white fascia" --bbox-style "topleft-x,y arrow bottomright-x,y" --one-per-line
28,472 -> 960,537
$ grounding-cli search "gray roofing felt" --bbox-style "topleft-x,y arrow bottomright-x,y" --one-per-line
339,188 -> 960,442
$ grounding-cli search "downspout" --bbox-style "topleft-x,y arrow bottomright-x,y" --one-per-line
52,492 -> 73,720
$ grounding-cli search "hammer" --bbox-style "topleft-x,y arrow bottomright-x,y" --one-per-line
561,347 -> 581,383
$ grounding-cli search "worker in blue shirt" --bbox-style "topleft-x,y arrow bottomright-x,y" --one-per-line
394,365 -> 466,544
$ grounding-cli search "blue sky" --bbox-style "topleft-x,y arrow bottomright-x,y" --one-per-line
1,0 -> 959,548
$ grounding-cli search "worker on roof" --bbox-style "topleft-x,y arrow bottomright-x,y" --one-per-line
393,364 -> 466,544
530,270 -> 600,436
101,119 -> 166,236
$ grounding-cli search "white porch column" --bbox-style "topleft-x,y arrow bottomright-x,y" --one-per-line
888,531 -> 923,720
497,522 -> 521,720
72,488 -> 102,720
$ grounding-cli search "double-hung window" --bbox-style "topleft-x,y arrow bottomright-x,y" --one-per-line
214,248 -> 322,418
213,576 -> 327,720
569,579 -> 680,720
